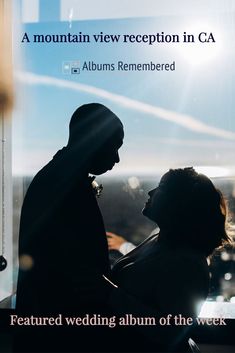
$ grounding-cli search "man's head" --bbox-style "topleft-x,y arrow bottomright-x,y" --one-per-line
67,103 -> 124,175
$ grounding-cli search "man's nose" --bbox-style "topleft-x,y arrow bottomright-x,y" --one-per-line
115,151 -> 120,163
148,188 -> 156,196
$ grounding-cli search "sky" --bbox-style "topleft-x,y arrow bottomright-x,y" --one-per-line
12,0 -> 235,177
21,0 -> 235,22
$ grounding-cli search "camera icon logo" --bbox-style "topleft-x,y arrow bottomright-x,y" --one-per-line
62,61 -> 80,75
71,61 -> 80,74
71,67 -> 80,74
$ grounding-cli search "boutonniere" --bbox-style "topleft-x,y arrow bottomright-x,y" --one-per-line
89,176 -> 103,197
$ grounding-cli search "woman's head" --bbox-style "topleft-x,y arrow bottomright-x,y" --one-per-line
143,167 -> 230,256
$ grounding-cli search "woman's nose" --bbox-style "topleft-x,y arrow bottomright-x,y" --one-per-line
148,188 -> 156,197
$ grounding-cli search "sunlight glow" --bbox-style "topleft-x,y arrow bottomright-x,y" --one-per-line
194,166 -> 230,178
179,22 -> 223,67
15,71 -> 235,140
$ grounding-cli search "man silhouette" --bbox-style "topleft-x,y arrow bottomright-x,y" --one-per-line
16,103 -> 124,315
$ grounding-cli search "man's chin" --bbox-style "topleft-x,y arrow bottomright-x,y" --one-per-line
90,166 -> 113,175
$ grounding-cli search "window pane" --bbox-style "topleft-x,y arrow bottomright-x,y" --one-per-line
10,0 -> 235,315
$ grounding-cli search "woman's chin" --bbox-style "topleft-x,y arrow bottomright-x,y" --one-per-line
142,206 -> 149,216
142,207 -> 157,224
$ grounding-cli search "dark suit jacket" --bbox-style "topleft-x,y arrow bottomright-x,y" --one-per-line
110,233 -> 210,351
16,147 -> 111,314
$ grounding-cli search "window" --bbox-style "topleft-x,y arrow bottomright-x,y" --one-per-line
1,0 -> 235,315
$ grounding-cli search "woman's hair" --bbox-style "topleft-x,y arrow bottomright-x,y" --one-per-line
154,167 -> 231,256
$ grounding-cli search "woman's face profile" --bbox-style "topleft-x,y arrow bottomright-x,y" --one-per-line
142,175 -> 169,222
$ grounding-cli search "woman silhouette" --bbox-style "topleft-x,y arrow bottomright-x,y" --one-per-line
110,167 -> 231,352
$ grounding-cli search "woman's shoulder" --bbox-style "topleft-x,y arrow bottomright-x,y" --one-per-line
166,247 -> 209,274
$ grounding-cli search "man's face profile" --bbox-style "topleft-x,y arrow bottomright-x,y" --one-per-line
89,127 -> 124,175
67,103 -> 124,175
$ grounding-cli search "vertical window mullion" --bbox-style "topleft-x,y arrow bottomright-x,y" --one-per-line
0,0 -> 13,305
